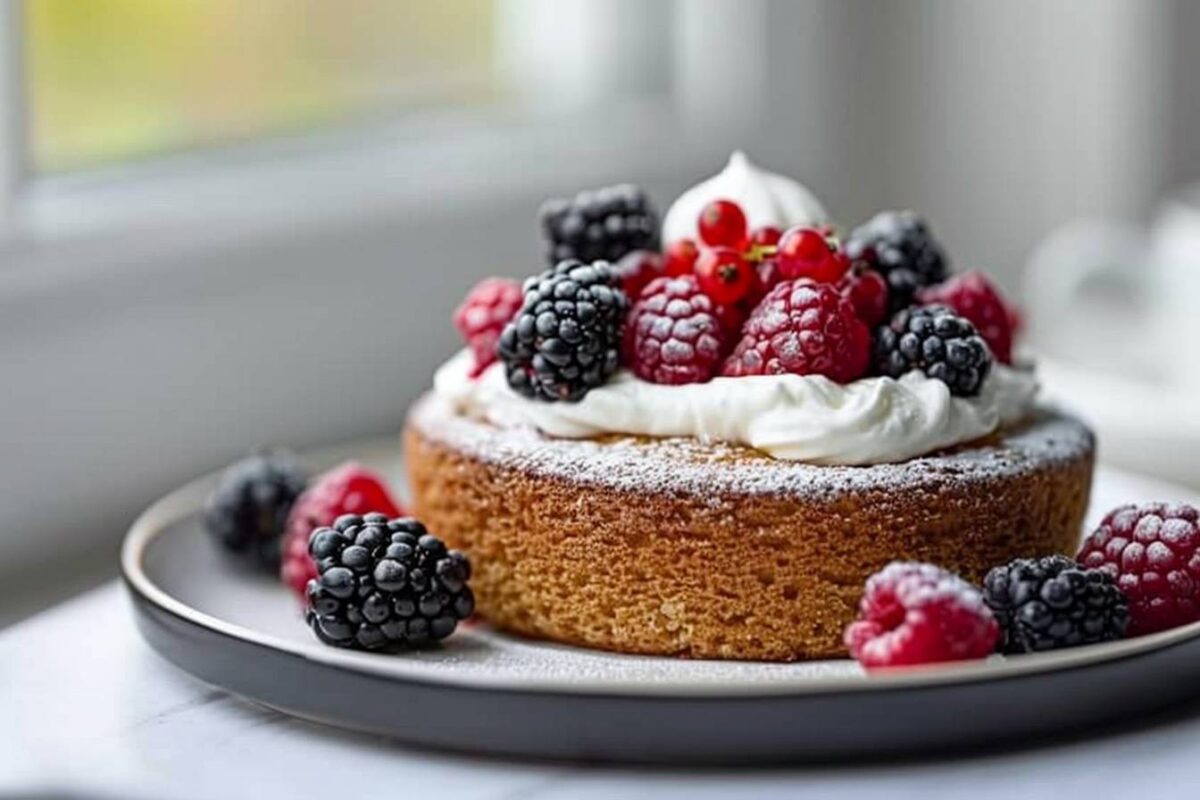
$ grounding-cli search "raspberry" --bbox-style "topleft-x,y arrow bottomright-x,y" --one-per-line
623,275 -> 725,385
982,555 -> 1127,653
845,562 -> 1000,669
721,279 -> 870,383
613,249 -> 666,301
917,271 -> 1017,365
1076,503 -> 1200,636
280,461 -> 403,601
453,278 -> 523,377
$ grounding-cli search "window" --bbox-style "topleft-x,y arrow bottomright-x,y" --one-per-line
23,0 -> 673,175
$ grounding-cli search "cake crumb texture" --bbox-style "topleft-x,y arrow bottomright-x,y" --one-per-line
404,397 -> 1093,661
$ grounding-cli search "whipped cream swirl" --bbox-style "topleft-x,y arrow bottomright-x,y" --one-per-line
661,151 -> 828,245
434,350 -> 1039,466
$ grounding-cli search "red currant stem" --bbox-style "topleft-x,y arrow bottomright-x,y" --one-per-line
745,244 -> 778,263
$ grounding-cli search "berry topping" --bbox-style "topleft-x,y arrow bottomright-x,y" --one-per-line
623,275 -> 726,385
305,515 -> 474,651
281,461 -> 404,601
982,556 -> 1128,653
917,271 -> 1017,364
613,249 -> 666,301
695,246 -> 756,306
721,279 -> 870,382
836,262 -> 889,327
748,225 -> 782,248
775,226 -> 848,284
1077,503 -> 1200,636
453,278 -> 523,377
539,184 -> 659,265
845,562 -> 1000,669
204,450 -> 307,569
873,305 -> 992,397
697,199 -> 748,248
497,260 -> 628,402
845,211 -> 949,313
664,238 -> 700,276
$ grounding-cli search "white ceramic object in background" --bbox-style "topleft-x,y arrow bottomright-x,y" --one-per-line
1024,194 -> 1200,488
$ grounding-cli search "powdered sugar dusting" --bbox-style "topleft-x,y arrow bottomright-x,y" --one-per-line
408,394 -> 1094,499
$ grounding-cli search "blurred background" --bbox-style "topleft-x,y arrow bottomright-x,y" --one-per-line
2,0 -> 1197,626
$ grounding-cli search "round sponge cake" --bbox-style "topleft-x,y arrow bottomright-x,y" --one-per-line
404,395 -> 1094,661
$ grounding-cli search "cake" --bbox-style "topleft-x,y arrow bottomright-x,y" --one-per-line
403,152 -> 1096,661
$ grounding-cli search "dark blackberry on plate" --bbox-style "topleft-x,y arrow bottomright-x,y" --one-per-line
497,259 -> 627,402
539,184 -> 659,265
204,449 -> 307,569
873,304 -> 992,397
983,555 -> 1128,654
305,514 -> 474,651
845,210 -> 948,313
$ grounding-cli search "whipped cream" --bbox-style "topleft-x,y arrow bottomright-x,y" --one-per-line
661,151 -> 828,245
433,350 -> 1039,466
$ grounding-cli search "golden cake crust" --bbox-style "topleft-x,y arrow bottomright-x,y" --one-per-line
404,395 -> 1095,661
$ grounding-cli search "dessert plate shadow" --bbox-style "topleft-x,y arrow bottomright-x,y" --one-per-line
123,437 -> 1200,764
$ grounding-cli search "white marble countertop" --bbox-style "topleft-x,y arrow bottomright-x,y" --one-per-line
7,467 -> 1200,800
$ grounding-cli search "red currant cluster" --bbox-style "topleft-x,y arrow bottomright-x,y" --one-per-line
614,198 -> 892,385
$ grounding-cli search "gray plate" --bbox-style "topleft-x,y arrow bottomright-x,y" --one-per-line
123,437 -> 1200,764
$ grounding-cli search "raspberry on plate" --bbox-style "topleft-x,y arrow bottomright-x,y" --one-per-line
917,271 -> 1017,365
623,275 -> 725,385
845,562 -> 1000,669
721,279 -> 870,383
281,461 -> 403,601
982,555 -> 1127,653
1077,503 -> 1200,636
453,278 -> 523,378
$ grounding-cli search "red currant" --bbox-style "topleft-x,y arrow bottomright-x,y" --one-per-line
698,199 -> 748,248
776,226 -> 848,284
613,249 -> 666,300
695,247 -> 755,306
837,264 -> 889,326
664,238 -> 700,276
748,225 -> 782,248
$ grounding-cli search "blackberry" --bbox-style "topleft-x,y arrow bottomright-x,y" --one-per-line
844,211 -> 949,312
305,514 -> 474,651
983,555 -> 1128,654
874,305 -> 991,396
497,260 -> 627,402
204,450 -> 307,569
539,184 -> 659,265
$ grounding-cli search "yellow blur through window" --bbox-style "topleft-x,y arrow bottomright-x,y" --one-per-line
25,0 -> 501,173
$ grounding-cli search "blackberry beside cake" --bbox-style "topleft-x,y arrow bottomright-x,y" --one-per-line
404,152 -> 1095,661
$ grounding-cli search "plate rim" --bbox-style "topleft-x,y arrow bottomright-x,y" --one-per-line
122,436 -> 1200,700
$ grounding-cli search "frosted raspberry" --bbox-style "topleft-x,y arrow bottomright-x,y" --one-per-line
845,562 -> 1000,669
917,271 -> 1017,364
721,279 -> 870,383
453,278 -> 523,377
1077,503 -> 1200,636
623,275 -> 725,385
280,461 -> 403,601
